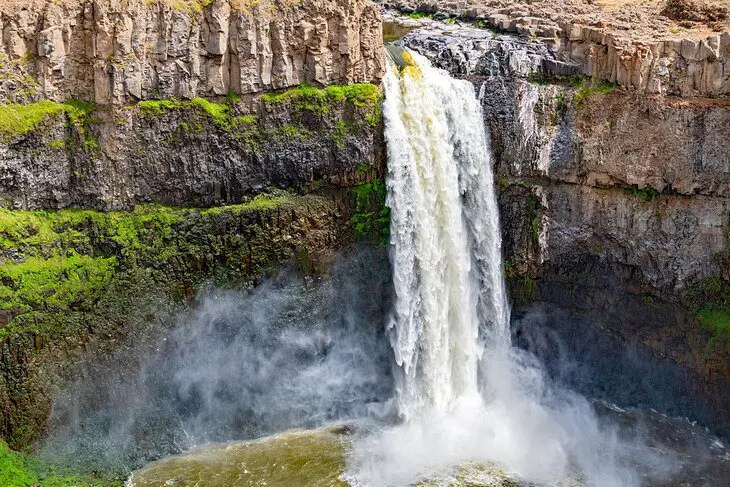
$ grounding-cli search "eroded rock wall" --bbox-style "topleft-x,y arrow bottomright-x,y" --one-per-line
0,0 -> 385,105
0,87 -> 383,210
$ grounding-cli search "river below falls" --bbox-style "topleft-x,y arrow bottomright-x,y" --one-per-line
126,403 -> 730,487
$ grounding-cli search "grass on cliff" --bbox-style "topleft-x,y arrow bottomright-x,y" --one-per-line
687,276 -> 730,349
262,83 -> 382,123
0,441 -> 110,486
0,99 -> 96,144
573,78 -> 618,107
0,193 -> 296,341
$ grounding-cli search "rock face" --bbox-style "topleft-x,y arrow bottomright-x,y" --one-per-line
0,87 -> 383,210
0,0 -> 386,105
386,2 -> 730,97
403,24 -> 730,432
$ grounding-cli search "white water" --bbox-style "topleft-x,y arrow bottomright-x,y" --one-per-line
346,51 -> 649,487
383,50 -> 510,419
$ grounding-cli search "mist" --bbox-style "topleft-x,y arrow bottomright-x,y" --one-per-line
38,248 -> 395,476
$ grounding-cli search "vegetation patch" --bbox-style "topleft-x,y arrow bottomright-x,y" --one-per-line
626,184 -> 661,201
573,78 -> 618,108
686,276 -> 730,349
351,174 -> 390,247
0,99 -> 97,148
0,441 -> 109,487
261,83 -> 382,120
0,101 -> 67,141
405,11 -> 434,20
0,193 -> 301,341
329,120 -> 353,149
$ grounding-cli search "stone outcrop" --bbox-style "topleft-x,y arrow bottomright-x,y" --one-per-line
0,0 -> 386,105
385,4 -> 730,96
0,86 -> 383,210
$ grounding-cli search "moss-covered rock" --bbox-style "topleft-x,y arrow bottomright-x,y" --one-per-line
0,84 -> 384,210
0,440 -> 111,487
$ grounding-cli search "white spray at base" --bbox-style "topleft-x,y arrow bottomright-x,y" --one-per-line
345,51 -> 647,487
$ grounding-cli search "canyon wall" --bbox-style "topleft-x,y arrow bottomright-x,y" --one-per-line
1,0 -> 729,458
0,85 -> 383,210
0,0 -> 385,105
0,0 -> 387,451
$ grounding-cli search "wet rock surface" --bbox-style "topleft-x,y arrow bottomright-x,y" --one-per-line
387,6 -> 730,97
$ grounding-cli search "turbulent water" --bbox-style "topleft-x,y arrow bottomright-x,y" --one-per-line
383,49 -> 509,419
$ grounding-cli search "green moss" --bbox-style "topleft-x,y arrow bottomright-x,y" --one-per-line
137,99 -> 182,115
49,139 -> 66,150
626,184 -> 661,201
0,441 -> 111,486
0,254 -> 117,315
0,442 -> 35,487
63,100 -> 95,126
191,97 -> 229,123
686,276 -> 730,349
0,101 -> 66,141
271,123 -> 314,141
573,78 -> 618,108
0,99 -> 99,149
699,309 -> 730,338
329,120 -> 352,149
202,193 -> 291,215
261,83 -> 381,117
136,97 -> 260,139
351,177 -> 390,247
406,11 -> 434,19
226,89 -> 242,104
0,193 -> 302,342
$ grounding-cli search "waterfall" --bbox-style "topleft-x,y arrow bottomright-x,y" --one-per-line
383,50 -> 509,419
346,50 -> 645,487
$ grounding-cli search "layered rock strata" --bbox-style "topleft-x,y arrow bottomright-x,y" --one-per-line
403,24 -> 730,432
0,0 -> 385,105
0,85 -> 383,210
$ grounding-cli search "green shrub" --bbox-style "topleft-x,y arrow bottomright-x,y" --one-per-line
351,177 -> 390,246
573,78 -> 617,108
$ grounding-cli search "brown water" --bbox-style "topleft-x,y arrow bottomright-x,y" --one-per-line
126,425 -> 531,487
127,427 -> 350,487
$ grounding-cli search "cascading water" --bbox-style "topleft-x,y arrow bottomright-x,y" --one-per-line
123,46 -> 730,487
345,49 -> 646,487
383,49 -> 510,419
